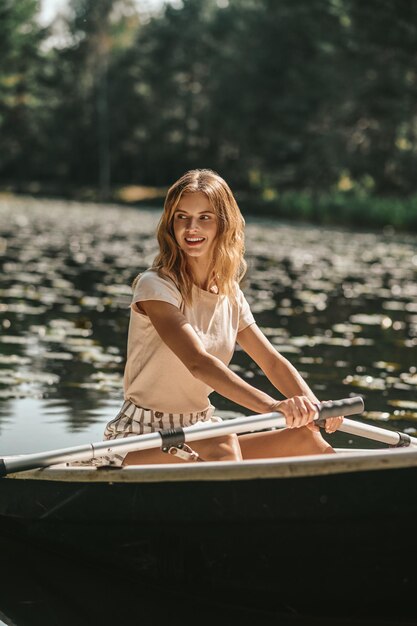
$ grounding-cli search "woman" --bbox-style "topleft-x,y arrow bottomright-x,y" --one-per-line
104,169 -> 342,464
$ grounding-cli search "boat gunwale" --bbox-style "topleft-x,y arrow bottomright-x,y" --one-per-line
4,446 -> 417,483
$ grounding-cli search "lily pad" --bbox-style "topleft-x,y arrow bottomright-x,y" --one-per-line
0,355 -> 31,365
343,374 -> 386,391
363,411 -> 391,422
388,400 -> 417,410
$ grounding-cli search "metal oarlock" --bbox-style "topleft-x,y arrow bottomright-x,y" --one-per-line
163,443 -> 203,462
159,426 -> 204,461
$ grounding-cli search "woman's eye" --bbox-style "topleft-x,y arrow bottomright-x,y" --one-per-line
175,214 -> 211,220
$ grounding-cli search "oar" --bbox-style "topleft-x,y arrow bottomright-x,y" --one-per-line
1,396 -> 364,476
313,398 -> 417,446
328,416 -> 417,447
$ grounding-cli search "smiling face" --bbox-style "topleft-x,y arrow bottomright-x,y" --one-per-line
172,192 -> 218,263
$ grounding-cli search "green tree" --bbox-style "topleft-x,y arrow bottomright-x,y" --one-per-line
207,0 -> 349,191
39,0 -> 141,196
2,0 -> 417,203
119,0 -> 348,191
117,0 -> 219,184
342,0 -> 417,194
0,0 -> 45,181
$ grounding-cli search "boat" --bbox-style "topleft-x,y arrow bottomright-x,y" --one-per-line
1,400 -> 416,620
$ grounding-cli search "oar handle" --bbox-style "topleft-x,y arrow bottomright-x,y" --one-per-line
316,396 -> 364,423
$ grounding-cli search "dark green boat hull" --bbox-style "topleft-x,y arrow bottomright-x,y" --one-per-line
0,462 -> 416,620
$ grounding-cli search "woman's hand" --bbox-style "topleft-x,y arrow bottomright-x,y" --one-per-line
321,416 -> 344,434
273,396 -> 319,429
273,397 -> 344,434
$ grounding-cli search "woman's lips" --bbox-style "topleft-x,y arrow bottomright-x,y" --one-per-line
184,237 -> 205,246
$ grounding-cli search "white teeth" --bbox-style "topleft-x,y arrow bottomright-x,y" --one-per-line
185,237 -> 204,242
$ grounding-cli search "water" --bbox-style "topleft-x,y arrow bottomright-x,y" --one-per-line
0,196 -> 416,454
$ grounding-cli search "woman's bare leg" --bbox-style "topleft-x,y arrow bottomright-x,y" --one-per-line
122,428 -> 332,465
123,433 -> 242,465
238,426 -> 334,459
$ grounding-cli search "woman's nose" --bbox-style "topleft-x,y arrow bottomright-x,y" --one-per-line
186,217 -> 199,230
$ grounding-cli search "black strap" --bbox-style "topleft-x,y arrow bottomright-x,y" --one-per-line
391,432 -> 411,448
159,427 -> 185,452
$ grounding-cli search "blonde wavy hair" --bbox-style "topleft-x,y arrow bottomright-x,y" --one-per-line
133,169 -> 247,304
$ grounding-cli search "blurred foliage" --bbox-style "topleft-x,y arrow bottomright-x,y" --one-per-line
246,189 -> 417,230
0,0 -> 45,179
1,0 -> 417,227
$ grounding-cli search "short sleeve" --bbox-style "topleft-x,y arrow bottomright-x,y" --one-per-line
237,287 -> 256,332
131,271 -> 182,310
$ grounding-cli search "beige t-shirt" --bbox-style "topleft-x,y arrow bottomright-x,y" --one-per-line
123,269 -> 256,413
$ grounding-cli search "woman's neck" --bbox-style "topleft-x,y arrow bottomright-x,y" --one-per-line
188,259 -> 215,292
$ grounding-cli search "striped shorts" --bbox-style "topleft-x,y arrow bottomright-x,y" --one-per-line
104,399 -> 216,439
97,400 -> 220,466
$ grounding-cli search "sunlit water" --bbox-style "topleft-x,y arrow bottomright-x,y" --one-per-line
0,196 -> 416,455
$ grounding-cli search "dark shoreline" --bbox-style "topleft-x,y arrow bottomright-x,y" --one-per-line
1,182 -> 417,232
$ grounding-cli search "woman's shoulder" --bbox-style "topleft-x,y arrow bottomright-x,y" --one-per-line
233,281 -> 255,330
135,268 -> 178,287
132,268 -> 182,306
233,281 -> 253,309
233,280 -> 246,300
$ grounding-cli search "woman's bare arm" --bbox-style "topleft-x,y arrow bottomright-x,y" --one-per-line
236,323 -> 319,402
237,323 -> 343,432
140,300 -> 278,414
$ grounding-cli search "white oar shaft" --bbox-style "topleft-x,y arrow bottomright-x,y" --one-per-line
338,418 -> 417,447
1,413 -> 287,475
96,412 -> 286,457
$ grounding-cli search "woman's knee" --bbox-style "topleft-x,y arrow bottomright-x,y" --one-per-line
196,434 -> 242,462
294,426 -> 334,454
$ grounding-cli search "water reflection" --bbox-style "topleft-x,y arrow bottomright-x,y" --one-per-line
0,396 -> 121,454
0,197 -> 417,453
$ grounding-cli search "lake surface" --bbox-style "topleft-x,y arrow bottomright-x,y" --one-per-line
0,195 -> 416,454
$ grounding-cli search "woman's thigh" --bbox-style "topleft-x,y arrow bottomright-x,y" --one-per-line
122,428 -> 333,465
123,433 -> 242,465
238,427 -> 334,459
